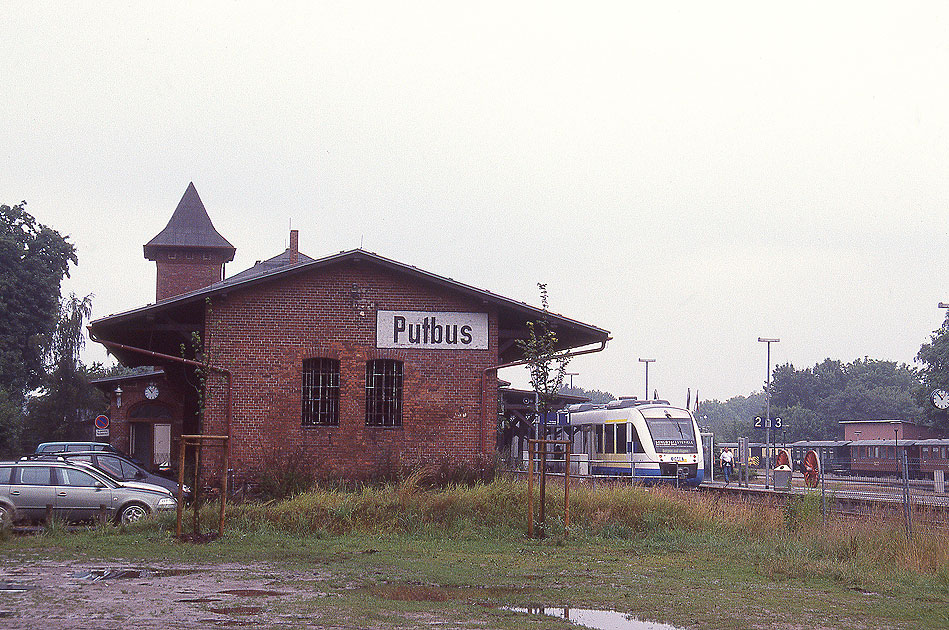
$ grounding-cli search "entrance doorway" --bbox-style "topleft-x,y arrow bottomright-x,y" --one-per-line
129,402 -> 174,471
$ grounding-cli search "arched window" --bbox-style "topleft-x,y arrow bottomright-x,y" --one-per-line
365,359 -> 403,427
302,358 -> 340,426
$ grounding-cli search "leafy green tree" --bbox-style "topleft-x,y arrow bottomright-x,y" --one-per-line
0,202 -> 77,396
698,392 -> 767,442
0,387 -> 24,458
916,314 -> 949,431
516,284 -> 571,422
768,357 -> 923,440
558,385 -> 615,404
0,202 -> 77,456
24,294 -> 106,448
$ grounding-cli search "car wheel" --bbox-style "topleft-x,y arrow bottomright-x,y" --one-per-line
118,503 -> 149,525
0,503 -> 13,527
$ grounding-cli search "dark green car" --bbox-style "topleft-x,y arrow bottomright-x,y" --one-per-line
0,459 -> 176,526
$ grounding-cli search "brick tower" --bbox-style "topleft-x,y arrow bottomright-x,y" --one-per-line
143,183 -> 236,301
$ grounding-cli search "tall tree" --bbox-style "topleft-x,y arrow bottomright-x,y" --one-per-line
25,294 -> 104,447
916,313 -> 949,431
768,357 -> 923,440
698,391 -> 767,441
558,384 -> 616,404
0,202 -> 77,395
0,202 -> 77,456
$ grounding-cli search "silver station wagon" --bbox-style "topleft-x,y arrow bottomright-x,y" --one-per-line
0,459 -> 176,526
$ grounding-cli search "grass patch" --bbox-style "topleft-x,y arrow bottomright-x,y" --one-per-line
2,479 -> 947,629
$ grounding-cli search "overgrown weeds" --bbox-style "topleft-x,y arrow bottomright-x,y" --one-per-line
243,448 -> 498,501
8,479 -> 947,590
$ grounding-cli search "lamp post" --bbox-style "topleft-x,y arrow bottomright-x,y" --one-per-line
894,425 -> 899,475
638,358 -> 655,400
758,337 -> 779,489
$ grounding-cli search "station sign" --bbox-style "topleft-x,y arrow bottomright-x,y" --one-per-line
376,311 -> 488,350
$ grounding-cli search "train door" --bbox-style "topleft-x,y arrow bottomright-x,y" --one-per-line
701,432 -> 714,480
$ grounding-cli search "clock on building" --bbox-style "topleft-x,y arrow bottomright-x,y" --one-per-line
931,389 -> 949,410
144,383 -> 159,400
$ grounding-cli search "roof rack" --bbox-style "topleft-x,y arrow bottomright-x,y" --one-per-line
18,454 -> 69,462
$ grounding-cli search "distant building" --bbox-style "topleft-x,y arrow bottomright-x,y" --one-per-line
90,184 -> 609,482
839,419 -> 943,441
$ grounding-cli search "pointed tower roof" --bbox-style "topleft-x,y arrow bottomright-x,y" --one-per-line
143,183 -> 236,261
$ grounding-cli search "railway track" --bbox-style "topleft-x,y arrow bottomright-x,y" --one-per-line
700,479 -> 949,529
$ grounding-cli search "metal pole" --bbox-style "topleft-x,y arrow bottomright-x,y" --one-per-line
766,343 -> 771,489
902,449 -> 912,539
219,437 -> 229,536
820,448 -> 826,527
645,361 -> 649,400
759,338 -> 779,489
639,358 -> 655,400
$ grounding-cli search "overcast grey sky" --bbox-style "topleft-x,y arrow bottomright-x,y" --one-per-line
3,2 -> 948,404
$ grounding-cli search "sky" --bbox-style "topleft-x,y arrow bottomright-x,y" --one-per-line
3,2 -> 949,405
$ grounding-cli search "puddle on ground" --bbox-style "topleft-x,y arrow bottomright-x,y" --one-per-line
209,605 -> 263,615
0,581 -> 38,593
505,606 -> 684,630
72,567 -> 199,582
219,589 -> 287,597
370,582 -> 527,602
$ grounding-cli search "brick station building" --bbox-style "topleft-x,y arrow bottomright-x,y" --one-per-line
89,184 -> 610,482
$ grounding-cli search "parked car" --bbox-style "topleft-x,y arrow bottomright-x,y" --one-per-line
0,458 -> 176,526
33,451 -> 191,499
35,441 -> 123,455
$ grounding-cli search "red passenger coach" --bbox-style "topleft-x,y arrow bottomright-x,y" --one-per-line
917,439 -> 949,477
850,440 -> 904,476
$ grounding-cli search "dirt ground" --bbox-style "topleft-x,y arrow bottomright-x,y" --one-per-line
0,560 -> 364,629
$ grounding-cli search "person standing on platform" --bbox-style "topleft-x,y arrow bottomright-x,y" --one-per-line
720,447 -> 734,485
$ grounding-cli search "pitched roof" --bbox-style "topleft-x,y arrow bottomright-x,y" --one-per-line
143,183 -> 236,260
90,248 -> 610,364
226,247 -> 316,283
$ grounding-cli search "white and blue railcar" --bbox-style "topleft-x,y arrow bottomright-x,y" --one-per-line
564,399 -> 704,486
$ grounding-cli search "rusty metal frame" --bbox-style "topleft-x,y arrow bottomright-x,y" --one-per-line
176,434 -> 229,539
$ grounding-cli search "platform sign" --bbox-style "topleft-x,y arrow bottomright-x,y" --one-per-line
94,414 -> 109,437
753,416 -> 783,428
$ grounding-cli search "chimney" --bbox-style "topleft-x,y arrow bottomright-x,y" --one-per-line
289,229 -> 299,264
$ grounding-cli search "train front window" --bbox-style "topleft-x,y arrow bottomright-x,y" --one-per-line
644,416 -> 696,453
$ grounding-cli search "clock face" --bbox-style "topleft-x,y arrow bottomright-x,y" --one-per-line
144,384 -> 159,400
931,389 -> 949,410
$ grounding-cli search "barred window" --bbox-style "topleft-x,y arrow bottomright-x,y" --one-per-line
302,358 -> 340,426
365,359 -> 403,426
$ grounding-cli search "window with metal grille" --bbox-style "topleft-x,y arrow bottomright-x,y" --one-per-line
365,359 -> 403,426
302,358 -> 340,426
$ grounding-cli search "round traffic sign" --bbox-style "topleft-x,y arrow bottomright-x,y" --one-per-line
94,415 -> 110,430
